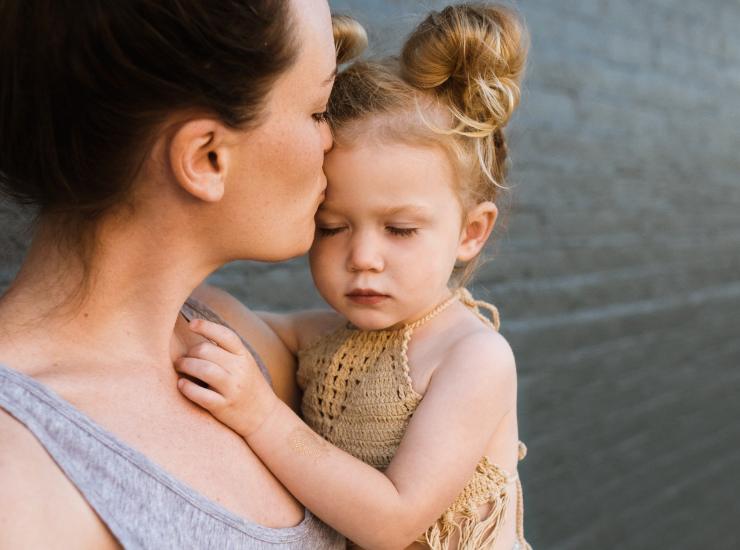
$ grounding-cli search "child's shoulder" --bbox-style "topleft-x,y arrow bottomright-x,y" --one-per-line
448,320 -> 515,372
433,310 -> 517,403
415,314 -> 517,428
294,309 -> 347,352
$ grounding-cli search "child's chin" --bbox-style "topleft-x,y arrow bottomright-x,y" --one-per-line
347,314 -> 397,332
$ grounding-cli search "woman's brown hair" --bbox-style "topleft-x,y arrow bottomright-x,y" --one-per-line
0,0 -> 297,244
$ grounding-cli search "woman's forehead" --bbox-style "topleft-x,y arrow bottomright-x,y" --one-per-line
285,0 -> 336,86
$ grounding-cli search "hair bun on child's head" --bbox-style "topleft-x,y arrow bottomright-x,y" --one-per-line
332,15 -> 368,65
400,3 -> 528,136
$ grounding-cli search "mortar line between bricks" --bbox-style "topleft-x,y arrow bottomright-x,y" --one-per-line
503,281 -> 740,333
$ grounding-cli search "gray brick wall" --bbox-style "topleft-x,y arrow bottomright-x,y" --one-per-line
1,1 -> 738,548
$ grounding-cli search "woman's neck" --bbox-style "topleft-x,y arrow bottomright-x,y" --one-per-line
0,215 -> 219,372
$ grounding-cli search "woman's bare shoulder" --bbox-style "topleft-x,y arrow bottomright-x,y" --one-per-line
0,409 -> 56,511
0,410 -> 119,548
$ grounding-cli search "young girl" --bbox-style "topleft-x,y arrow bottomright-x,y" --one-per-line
176,4 -> 530,549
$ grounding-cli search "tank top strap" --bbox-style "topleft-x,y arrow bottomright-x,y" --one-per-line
182,297 -> 273,387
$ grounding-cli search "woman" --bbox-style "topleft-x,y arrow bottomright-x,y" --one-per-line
0,0 -> 346,547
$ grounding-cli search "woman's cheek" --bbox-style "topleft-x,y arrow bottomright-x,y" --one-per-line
307,127 -> 326,174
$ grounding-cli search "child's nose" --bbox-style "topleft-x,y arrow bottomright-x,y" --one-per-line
346,234 -> 384,273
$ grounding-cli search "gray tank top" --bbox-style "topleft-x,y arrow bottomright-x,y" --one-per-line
0,300 -> 345,550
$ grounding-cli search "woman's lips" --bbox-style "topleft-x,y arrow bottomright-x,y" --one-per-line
346,290 -> 389,305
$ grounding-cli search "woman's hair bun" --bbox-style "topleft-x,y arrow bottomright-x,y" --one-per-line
333,15 -> 368,65
400,3 -> 528,136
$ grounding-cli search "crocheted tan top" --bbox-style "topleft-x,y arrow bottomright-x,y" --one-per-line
297,288 -> 530,549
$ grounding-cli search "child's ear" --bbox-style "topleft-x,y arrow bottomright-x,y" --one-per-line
168,119 -> 230,203
456,201 -> 498,262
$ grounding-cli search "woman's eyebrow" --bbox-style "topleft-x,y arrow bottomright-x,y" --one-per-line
322,67 -> 338,85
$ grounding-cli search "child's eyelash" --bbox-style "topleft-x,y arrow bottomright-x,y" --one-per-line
317,226 -> 344,237
317,226 -> 417,237
386,227 -> 417,237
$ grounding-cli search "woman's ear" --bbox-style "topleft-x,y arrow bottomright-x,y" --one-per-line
456,201 -> 498,262
169,119 -> 229,203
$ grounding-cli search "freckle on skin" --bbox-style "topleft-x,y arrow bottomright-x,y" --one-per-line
288,426 -> 330,459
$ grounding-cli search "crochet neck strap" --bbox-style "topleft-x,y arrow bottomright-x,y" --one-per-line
403,291 -> 458,331
403,287 -> 501,332
457,287 -> 501,330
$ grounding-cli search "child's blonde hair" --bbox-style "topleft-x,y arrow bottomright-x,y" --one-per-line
330,3 -> 528,283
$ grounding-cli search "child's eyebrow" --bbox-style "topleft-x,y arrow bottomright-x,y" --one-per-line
316,203 -> 433,220
316,203 -> 340,214
379,204 -> 433,218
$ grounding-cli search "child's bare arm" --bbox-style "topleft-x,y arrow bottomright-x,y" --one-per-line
256,310 -> 345,355
175,320 -> 517,549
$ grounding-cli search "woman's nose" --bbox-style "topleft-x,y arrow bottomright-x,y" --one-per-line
346,234 -> 384,273
321,121 -> 333,154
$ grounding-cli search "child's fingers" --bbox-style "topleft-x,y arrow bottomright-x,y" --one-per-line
174,357 -> 228,394
187,319 -> 246,355
177,377 -> 225,411
185,340 -> 230,366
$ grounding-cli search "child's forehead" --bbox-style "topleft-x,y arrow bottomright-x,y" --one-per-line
318,200 -> 434,219
326,139 -> 453,183
322,140 -> 459,217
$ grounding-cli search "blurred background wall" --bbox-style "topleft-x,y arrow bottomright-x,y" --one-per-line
1,1 -> 738,548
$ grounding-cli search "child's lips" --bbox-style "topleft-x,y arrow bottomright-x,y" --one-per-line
346,289 -> 390,305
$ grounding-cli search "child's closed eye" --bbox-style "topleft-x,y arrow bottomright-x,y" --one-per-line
385,226 -> 418,237
317,226 -> 346,237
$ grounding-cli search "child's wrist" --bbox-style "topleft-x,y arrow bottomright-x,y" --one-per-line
238,391 -> 281,440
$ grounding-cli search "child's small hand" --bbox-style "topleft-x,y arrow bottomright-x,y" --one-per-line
174,318 -> 278,437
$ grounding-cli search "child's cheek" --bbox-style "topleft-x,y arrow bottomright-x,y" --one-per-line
309,242 -> 337,289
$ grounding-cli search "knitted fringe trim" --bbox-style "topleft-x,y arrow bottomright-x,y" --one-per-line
422,491 -> 510,550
